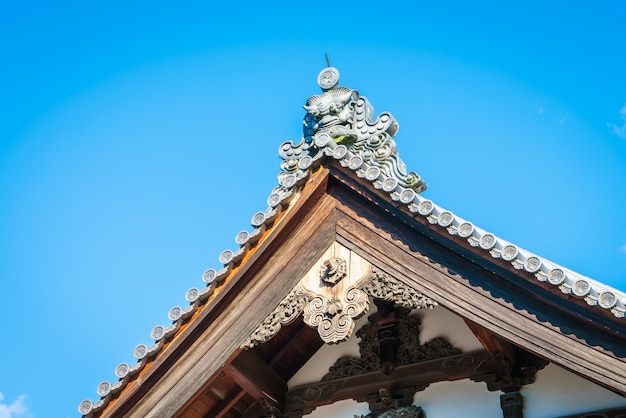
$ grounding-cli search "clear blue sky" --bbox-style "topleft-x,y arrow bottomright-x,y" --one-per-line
2,2 -> 626,417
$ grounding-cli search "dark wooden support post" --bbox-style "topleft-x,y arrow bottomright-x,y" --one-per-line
500,391 -> 523,418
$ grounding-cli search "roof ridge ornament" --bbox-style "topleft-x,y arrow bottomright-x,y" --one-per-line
317,66 -> 340,91
277,67 -> 427,199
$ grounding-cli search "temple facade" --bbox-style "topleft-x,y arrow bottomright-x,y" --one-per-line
78,67 -> 626,418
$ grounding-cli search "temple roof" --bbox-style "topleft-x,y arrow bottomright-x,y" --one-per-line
78,67 -> 626,416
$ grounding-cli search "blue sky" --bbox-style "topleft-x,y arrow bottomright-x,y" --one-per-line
2,2 -> 626,417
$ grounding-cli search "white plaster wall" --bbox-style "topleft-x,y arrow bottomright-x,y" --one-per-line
307,398 -> 370,418
522,363 -> 626,418
419,306 -> 483,352
413,379 -> 502,417
412,363 -> 626,418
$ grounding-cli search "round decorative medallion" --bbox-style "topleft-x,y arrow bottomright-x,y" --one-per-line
235,230 -> 249,245
333,145 -> 348,159
365,166 -> 381,181
134,344 -> 148,359
438,211 -> 454,227
115,363 -> 129,378
219,250 -> 233,264
185,287 -> 200,302
479,234 -> 496,250
417,200 -> 434,215
168,306 -> 183,321
298,155 -> 313,169
400,189 -> 416,204
348,156 -> 363,170
97,381 -> 111,397
267,193 -> 281,207
281,174 -> 297,189
315,132 -> 332,148
599,291 -> 617,308
501,245 -> 518,261
547,268 -> 566,285
572,280 -> 591,296
457,222 -> 474,238
382,178 -> 398,192
203,268 -> 217,284
524,257 -> 542,273
78,400 -> 93,415
317,66 -> 340,90
251,211 -> 266,227
151,325 -> 165,341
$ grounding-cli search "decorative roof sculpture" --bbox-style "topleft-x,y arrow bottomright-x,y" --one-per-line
77,66 -> 626,417
277,66 -> 426,200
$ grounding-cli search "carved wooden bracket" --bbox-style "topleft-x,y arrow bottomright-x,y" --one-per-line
241,243 -> 437,348
469,350 -> 548,393
282,304 -> 478,417
280,302 -> 551,417
283,351 -> 491,417
323,302 -> 461,380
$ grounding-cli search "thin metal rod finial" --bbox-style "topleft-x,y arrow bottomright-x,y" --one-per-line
325,53 -> 331,67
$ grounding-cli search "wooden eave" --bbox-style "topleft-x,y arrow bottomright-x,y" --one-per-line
95,160 -> 626,417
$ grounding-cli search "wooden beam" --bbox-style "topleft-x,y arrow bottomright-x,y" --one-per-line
223,349 -> 287,406
463,317 -> 517,362
284,350 -> 491,415
209,389 -> 246,418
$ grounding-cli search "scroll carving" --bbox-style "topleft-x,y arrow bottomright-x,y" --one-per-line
303,287 -> 370,344
242,280 -> 371,347
360,270 -> 438,310
241,248 -> 438,349
241,284 -> 310,349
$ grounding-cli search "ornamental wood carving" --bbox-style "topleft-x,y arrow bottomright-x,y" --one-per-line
323,304 -> 461,380
284,351 -> 492,417
241,243 -> 437,348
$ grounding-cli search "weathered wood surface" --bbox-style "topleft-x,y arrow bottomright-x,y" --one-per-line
224,349 -> 287,406
103,169 -> 337,417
